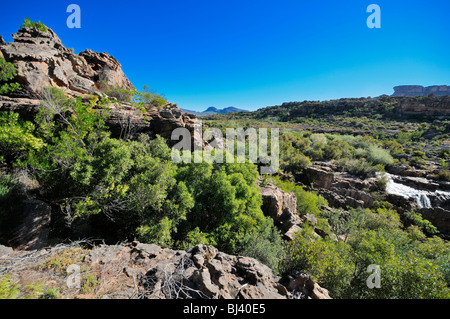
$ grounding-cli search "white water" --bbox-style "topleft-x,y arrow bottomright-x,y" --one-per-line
382,173 -> 450,208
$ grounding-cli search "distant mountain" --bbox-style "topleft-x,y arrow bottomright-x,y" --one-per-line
392,85 -> 450,97
181,106 -> 249,116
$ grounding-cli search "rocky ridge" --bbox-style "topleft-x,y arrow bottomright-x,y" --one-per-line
0,27 -> 134,98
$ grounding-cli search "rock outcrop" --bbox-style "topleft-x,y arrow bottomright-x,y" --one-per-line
299,162 -> 378,210
0,241 -> 331,299
259,183 -> 303,240
393,85 -> 450,97
0,27 -> 134,98
397,95 -> 450,117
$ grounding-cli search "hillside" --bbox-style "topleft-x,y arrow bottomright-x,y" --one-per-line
1,20 -> 450,300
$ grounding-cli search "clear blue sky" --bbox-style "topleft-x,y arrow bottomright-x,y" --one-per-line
1,0 -> 449,111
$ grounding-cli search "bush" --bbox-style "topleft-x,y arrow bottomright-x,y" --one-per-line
134,85 -> 168,109
238,218 -> 285,273
435,169 -> 450,182
366,145 -> 394,166
20,17 -> 48,32
0,112 -> 45,163
0,57 -> 21,95
284,226 -> 354,298
339,158 -> 377,178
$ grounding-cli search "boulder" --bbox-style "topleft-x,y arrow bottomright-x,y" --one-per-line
282,270 -> 332,299
260,183 -> 303,237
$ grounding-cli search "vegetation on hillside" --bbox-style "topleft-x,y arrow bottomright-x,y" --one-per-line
1,88 -> 450,298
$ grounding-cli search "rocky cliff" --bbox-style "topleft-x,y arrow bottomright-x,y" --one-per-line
0,27 -> 134,98
393,85 -> 450,97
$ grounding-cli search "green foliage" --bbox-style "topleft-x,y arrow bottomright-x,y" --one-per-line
20,17 -> 48,32
284,225 -> 354,297
134,85 -> 168,109
365,145 -> 394,166
0,112 -> 45,162
175,161 -> 265,253
40,288 -> 60,299
238,218 -> 286,273
0,274 -> 44,299
338,158 -> 377,178
0,275 -> 20,299
101,85 -> 135,103
403,211 -> 439,235
0,57 -> 21,95
435,169 -> 450,182
266,175 -> 327,217
285,204 -> 450,299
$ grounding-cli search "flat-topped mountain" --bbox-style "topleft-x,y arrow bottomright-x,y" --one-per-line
393,85 -> 450,97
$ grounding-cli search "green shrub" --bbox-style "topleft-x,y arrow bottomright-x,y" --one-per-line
238,218 -> 285,273
434,169 -> 450,182
339,158 -> 376,178
0,112 -> 45,163
366,145 -> 394,166
284,226 -> 354,298
0,57 -> 21,95
20,17 -> 48,32
0,275 -> 20,299
134,85 -> 168,109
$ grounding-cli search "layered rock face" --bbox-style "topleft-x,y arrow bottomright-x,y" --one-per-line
393,85 -> 450,97
299,162 -> 378,210
0,27 -> 135,98
397,95 -> 450,117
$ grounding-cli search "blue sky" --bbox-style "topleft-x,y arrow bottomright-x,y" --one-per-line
1,0 -> 449,111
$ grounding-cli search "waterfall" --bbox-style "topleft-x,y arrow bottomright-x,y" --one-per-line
413,193 -> 432,209
382,173 -> 435,208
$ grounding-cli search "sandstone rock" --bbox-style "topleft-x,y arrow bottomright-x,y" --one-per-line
397,95 -> 450,117
0,27 -> 134,98
299,162 -> 378,210
260,183 -> 302,235
282,270 -> 331,299
0,241 -> 332,299
387,165 -> 427,178
303,166 -> 334,189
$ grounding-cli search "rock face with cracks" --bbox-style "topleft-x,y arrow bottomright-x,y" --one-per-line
0,27 -> 134,98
